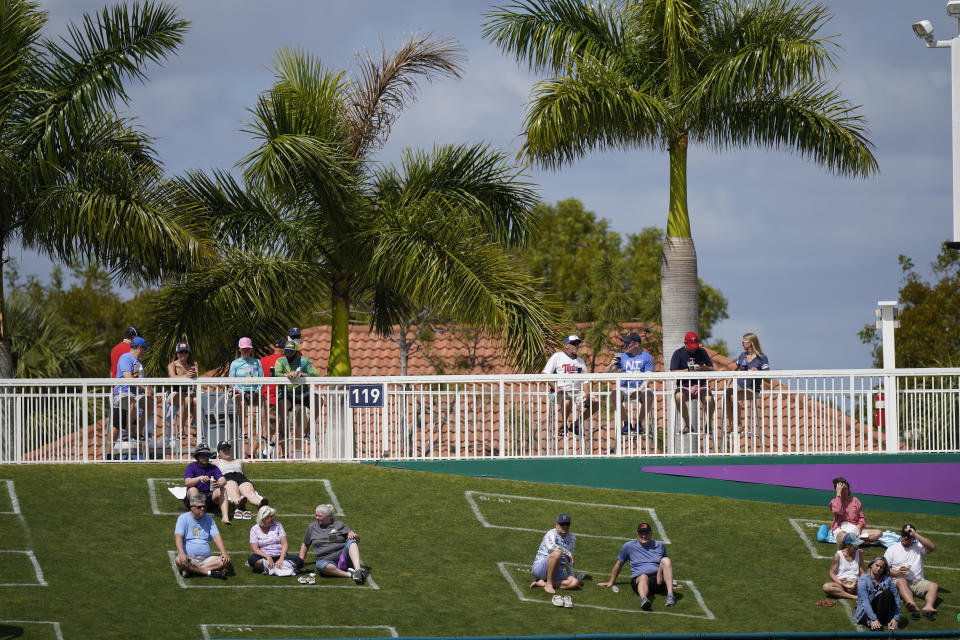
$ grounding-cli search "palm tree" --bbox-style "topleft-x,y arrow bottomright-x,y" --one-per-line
484,0 -> 878,357
0,0 -> 207,377
152,39 -> 555,375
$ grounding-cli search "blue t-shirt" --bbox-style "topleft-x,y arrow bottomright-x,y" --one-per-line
617,539 -> 667,577
175,511 -> 220,558
617,351 -> 655,388
229,357 -> 263,392
735,352 -> 770,390
670,347 -> 712,387
113,352 -> 144,395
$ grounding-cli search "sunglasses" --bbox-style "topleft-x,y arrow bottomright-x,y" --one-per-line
191,504 -> 207,509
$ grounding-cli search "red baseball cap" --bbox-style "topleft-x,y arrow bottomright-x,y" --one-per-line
684,331 -> 700,348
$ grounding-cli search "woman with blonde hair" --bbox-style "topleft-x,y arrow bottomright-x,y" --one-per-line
247,505 -> 304,574
723,332 -> 770,432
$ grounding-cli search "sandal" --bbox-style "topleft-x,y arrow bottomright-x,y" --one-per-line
922,611 -> 936,620
910,611 -> 921,620
815,600 -> 835,607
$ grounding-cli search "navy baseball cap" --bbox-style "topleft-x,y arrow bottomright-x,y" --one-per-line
557,513 -> 571,524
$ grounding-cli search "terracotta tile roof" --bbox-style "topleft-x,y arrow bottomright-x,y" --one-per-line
294,321 -> 734,376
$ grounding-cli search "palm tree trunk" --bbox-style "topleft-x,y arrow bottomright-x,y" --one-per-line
328,278 -> 352,377
0,245 -> 12,378
660,132 -> 699,360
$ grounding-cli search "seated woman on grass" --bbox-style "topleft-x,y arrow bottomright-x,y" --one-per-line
856,556 -> 900,630
822,532 -> 864,601
212,440 -> 267,521
247,505 -> 304,574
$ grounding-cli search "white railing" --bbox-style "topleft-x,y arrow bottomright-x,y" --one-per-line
0,369 -> 957,463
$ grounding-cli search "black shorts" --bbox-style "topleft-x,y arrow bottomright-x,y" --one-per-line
279,387 -> 311,408
172,384 -> 197,397
630,573 -> 667,594
224,472 -> 250,485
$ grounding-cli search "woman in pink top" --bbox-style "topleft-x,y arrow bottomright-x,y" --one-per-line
829,477 -> 882,545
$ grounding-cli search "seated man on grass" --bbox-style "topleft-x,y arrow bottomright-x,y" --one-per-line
298,504 -> 369,583
174,493 -> 230,579
530,512 -> 579,607
599,522 -> 676,610
884,524 -> 938,620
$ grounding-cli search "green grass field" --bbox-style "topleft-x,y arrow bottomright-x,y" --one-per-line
0,462 -> 957,639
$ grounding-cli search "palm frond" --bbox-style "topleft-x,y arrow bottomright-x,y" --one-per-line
375,143 -> 539,247
366,198 -> 556,371
520,55 -> 672,168
6,289 -> 101,377
629,0 -> 706,95
20,1 -> 187,174
27,147 -> 213,280
694,0 -> 837,105
483,0 -> 625,74
692,82 -> 878,177
347,34 -> 464,158
150,250 -> 329,369
0,0 -> 46,121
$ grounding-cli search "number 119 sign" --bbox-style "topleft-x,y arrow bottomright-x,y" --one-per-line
348,384 -> 384,408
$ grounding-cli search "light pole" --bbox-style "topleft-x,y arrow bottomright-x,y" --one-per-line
913,1 -> 960,250
874,300 -> 900,452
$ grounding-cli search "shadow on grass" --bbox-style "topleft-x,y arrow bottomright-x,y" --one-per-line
0,625 -> 23,639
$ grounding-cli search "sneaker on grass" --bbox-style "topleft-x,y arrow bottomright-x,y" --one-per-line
551,594 -> 564,607
666,594 -> 676,607
179,568 -> 190,579
640,596 -> 651,611
209,570 -> 227,580
233,508 -> 243,520
562,595 -> 573,608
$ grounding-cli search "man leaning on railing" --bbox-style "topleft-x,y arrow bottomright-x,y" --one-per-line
112,336 -> 155,440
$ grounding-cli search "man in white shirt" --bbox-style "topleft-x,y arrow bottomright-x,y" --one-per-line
883,523 -> 938,619
530,513 -> 580,606
542,335 -> 593,435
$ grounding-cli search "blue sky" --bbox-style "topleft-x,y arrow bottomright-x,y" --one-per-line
27,0 -> 957,370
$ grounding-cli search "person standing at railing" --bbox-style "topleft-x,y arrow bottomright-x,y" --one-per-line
723,332 -> 769,433
543,335 -> 594,436
605,332 -> 656,435
110,326 -> 140,377
112,336 -> 155,440
669,332 -> 715,434
167,342 -> 199,441
273,339 -> 320,458
258,339 -> 286,458
230,338 -> 266,457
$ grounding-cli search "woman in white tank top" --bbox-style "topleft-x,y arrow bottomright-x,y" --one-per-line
821,532 -> 865,600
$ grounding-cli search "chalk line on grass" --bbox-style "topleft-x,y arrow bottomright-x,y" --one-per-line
200,623 -> 398,639
839,599 -> 857,628
167,550 -> 378,589
496,561 -> 713,619
0,550 -> 46,586
789,518 -> 960,570
0,620 -> 62,640
466,491 -> 669,543
149,478 -> 343,516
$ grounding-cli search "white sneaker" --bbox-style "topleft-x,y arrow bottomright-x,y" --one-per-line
233,509 -> 243,520
242,511 -> 252,520
551,594 -> 564,607
562,595 -> 573,608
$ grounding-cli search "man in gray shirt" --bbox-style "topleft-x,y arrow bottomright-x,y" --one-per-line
298,504 -> 369,583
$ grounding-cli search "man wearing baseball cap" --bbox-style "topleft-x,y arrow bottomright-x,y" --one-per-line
112,336 -> 155,440
883,524 -> 938,619
599,522 -> 676,610
542,335 -> 594,436
606,332 -> 656,435
530,513 -> 580,606
669,331 -> 716,435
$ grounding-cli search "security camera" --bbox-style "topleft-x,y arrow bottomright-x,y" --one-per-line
913,19 -> 935,42
948,0 -> 960,18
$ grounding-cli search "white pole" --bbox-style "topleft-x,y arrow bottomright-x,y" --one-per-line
876,300 -> 899,452
951,29 -> 960,245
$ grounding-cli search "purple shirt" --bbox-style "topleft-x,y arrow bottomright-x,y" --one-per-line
249,520 -> 287,556
184,461 -> 223,493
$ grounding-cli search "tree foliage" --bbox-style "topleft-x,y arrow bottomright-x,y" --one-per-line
151,40 -> 556,375
859,245 -> 960,368
0,0 -> 206,377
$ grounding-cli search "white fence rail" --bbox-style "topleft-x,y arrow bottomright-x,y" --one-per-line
0,369 -> 957,463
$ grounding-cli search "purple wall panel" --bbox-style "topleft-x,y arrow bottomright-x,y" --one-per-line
645,463 -> 960,504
